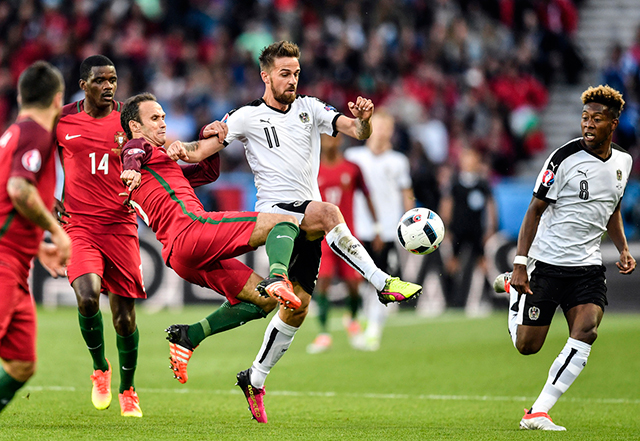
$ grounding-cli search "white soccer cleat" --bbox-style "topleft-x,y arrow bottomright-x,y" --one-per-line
519,409 -> 566,431
493,272 -> 511,294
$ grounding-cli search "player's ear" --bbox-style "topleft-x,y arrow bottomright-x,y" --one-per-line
79,79 -> 86,92
129,119 -> 141,135
260,70 -> 270,85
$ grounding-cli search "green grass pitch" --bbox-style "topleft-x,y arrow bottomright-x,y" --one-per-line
1,306 -> 639,440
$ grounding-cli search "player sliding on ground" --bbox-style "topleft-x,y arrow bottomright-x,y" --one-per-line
164,40 -> 422,423
493,85 -> 636,431
118,92 -> 308,380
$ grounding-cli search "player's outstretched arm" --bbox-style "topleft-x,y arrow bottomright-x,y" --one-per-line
337,96 -> 374,140
607,202 -> 636,274
511,196 -> 548,295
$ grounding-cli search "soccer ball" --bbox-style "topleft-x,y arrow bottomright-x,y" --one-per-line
397,208 -> 445,255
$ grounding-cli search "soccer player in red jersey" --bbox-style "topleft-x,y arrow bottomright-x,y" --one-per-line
119,93 -> 302,399
0,61 -> 70,414
56,56 -> 145,416
307,133 -> 376,354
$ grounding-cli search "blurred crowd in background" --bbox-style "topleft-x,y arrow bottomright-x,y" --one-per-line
0,0 -> 604,181
5,0 -> 640,312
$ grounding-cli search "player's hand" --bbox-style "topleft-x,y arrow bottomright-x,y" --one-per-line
202,121 -> 228,141
348,97 -> 374,121
120,170 -> 142,191
510,265 -> 533,295
167,141 -> 190,161
53,198 -> 70,225
616,250 -> 636,275
37,241 -> 68,278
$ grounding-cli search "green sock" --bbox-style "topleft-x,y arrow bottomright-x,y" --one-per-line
315,294 -> 330,333
348,294 -> 362,319
78,310 -> 108,372
0,366 -> 26,413
116,328 -> 139,393
265,221 -> 299,277
187,301 -> 268,347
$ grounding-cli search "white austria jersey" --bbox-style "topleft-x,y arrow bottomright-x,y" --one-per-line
345,146 -> 412,242
529,138 -> 632,266
223,96 -> 341,211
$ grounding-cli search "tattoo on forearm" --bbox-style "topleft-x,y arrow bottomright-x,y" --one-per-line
9,178 -> 55,230
356,118 -> 372,139
183,141 -> 199,152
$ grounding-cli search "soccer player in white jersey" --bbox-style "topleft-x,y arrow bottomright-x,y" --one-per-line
493,85 -> 636,431
345,110 -> 415,351
169,40 -> 421,422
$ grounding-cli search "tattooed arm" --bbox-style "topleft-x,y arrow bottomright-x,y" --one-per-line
7,176 -> 71,265
335,96 -> 374,140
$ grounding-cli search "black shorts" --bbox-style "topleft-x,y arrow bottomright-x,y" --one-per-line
274,201 -> 322,295
515,260 -> 607,327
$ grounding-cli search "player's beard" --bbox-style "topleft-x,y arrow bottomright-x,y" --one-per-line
272,83 -> 296,106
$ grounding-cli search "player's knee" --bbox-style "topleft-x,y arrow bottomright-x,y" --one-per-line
571,327 -> 598,345
516,340 -> 542,355
112,314 -> 136,336
76,295 -> 100,316
5,360 -> 36,382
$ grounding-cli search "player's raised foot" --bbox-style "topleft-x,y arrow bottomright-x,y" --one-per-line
119,387 -> 142,417
90,359 -> 112,410
165,324 -> 197,384
493,272 -> 512,294
519,409 -> 566,431
256,273 -> 301,310
306,333 -> 332,354
236,369 -> 267,423
377,277 -> 422,305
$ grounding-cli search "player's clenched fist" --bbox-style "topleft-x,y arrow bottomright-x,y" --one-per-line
202,120 -> 229,140
120,169 -> 142,191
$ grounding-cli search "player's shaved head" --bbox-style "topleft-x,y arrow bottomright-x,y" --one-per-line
80,55 -> 115,81
259,41 -> 300,73
18,61 -> 64,109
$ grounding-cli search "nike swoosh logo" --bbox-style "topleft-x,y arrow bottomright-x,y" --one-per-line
65,134 -> 81,140
276,235 -> 294,241
122,366 -> 135,371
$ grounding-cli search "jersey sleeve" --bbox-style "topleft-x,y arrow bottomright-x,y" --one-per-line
222,109 -> 247,146
310,98 -> 342,137
121,138 -> 152,172
181,152 -> 221,188
10,125 -> 53,185
533,148 -> 562,203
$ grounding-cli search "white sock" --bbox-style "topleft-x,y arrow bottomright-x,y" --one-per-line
250,312 -> 298,388
507,284 -> 522,349
325,223 -> 389,291
530,337 -> 591,414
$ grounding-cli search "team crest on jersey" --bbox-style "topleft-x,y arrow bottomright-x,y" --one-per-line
541,170 -> 555,187
22,149 -> 42,172
528,306 -> 540,321
299,112 -> 310,123
114,131 -> 127,148
617,169 -> 622,181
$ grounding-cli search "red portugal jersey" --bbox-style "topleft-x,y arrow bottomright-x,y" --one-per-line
0,118 -> 57,277
318,157 -> 369,228
121,138 -> 221,262
56,100 -> 137,235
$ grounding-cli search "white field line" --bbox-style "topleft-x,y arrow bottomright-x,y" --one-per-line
24,385 -> 640,405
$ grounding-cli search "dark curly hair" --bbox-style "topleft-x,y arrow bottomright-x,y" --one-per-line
581,85 -> 625,118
